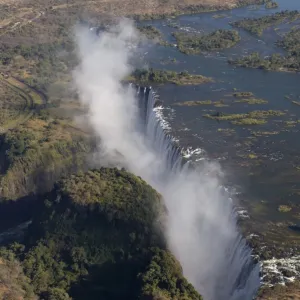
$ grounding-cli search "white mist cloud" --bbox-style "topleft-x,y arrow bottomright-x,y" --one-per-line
72,19 -> 260,300
73,20 -> 160,174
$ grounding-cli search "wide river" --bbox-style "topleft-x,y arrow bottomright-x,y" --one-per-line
138,0 -> 300,277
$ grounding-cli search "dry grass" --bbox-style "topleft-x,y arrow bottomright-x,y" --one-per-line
0,0 -> 262,46
0,0 -> 252,30
26,118 -> 74,144
25,118 -> 47,130
257,282 -> 300,300
0,75 -> 46,132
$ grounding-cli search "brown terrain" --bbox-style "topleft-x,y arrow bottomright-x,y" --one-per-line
0,0 -> 260,18
0,256 -> 35,300
256,282 -> 300,300
3,0 -> 298,299
0,0 -> 263,45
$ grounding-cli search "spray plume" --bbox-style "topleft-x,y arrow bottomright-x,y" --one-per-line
73,19 -> 260,300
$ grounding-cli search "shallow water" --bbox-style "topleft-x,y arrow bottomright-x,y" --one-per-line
139,1 -> 300,229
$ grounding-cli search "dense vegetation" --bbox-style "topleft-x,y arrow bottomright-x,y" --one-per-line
0,30 -> 88,203
229,26 -> 300,71
229,52 -> 286,70
138,25 -> 161,39
237,0 -> 268,6
203,109 -> 285,125
0,41 -> 76,93
0,41 -> 84,202
137,25 -> 167,45
276,27 -> 300,53
230,11 -> 300,72
126,68 -> 212,85
265,1 -> 278,9
0,247 -> 36,300
139,248 -> 202,300
0,12 -> 202,300
2,0 -> 299,298
231,10 -> 300,36
0,168 -> 202,300
173,29 -> 241,54
0,81 -> 26,126
0,116 -> 92,200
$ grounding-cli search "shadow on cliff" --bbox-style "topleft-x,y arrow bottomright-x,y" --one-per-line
69,260 -> 143,300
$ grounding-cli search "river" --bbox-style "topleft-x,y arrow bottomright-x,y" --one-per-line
138,0 -> 300,288
0,0 -> 299,295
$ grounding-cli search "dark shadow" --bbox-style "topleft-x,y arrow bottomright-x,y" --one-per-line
0,193 -> 43,246
0,135 -> 10,174
0,194 -> 39,232
31,154 -> 90,195
288,225 -> 300,233
69,259 -> 144,300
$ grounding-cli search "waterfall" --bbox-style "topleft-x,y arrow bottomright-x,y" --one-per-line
73,23 -> 260,299
134,85 -> 261,300
136,86 -> 183,174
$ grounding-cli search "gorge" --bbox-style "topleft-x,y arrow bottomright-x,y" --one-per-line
73,22 -> 260,299
1,0 -> 300,298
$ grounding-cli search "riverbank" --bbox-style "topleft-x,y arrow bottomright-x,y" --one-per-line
131,0 -> 267,20
126,69 -> 213,85
229,10 -> 300,72
0,0 -> 268,38
2,0 -> 300,299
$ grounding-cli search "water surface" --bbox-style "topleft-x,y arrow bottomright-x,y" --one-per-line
139,1 -> 300,232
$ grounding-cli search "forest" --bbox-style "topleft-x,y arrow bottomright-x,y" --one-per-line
0,168 -> 202,300
173,29 -> 241,54
231,10 -> 300,36
265,1 -> 278,9
127,68 -> 213,85
0,40 -> 76,93
229,27 -> 300,71
0,0 -> 297,298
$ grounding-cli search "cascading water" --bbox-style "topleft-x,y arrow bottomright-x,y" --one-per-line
73,22 -> 261,300
139,86 -> 183,173
134,86 -> 261,300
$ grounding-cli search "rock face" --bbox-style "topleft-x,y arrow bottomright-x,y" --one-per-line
19,168 -> 202,299
256,282 -> 300,300
0,132 -> 93,201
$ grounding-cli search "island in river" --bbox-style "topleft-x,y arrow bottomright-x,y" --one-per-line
1,0 -> 300,299
136,1 -> 300,298
229,11 -> 300,71
126,68 -> 213,85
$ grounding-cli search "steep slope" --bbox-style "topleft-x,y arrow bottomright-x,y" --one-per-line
0,117 -> 93,201
0,248 -> 36,300
16,168 -> 202,300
